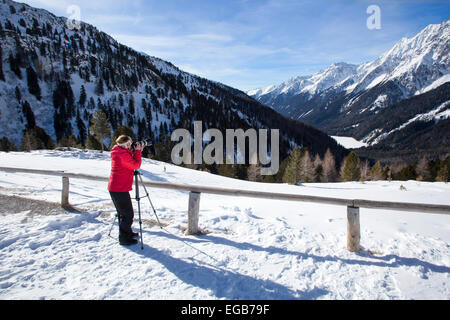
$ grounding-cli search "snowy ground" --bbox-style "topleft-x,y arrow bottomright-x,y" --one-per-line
331,136 -> 368,149
0,149 -> 449,300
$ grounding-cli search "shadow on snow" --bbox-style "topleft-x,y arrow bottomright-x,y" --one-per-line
125,236 -> 329,300
146,230 -> 450,275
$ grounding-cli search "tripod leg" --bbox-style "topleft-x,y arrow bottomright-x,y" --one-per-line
137,200 -> 144,250
135,171 -> 144,250
108,213 -> 118,237
138,173 -> 163,229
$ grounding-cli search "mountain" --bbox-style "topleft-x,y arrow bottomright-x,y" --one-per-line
248,62 -> 358,110
249,19 -> 450,161
0,0 -> 348,165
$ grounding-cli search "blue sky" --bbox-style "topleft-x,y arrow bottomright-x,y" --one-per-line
19,0 -> 450,91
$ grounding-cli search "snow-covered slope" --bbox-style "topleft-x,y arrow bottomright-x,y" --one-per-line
0,149 -> 449,299
341,19 -> 449,103
331,136 -> 368,149
249,63 -> 358,105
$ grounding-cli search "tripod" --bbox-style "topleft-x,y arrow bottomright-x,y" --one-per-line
108,170 -> 162,250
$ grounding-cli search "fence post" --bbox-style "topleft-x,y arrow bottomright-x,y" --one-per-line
187,191 -> 201,235
62,176 -> 70,207
347,206 -> 361,252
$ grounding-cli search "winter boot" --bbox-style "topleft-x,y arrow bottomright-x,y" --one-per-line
119,233 -> 138,246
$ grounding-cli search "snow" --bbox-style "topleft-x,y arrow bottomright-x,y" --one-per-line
370,100 -> 450,145
248,63 -> 357,99
365,74 -> 387,91
415,74 -> 450,96
298,109 -> 313,119
0,149 -> 449,300
331,136 -> 368,149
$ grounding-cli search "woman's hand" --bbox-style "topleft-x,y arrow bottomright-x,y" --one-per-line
134,143 -> 144,151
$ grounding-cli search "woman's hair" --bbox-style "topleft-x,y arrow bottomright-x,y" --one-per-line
116,135 -> 131,146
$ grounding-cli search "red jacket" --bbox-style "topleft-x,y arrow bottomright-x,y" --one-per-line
108,145 -> 142,192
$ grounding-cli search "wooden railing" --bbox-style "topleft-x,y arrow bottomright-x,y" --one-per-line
1,166 -> 449,252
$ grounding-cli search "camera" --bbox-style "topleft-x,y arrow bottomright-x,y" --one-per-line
131,139 -> 152,151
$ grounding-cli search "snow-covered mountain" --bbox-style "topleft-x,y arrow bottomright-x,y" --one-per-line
248,62 -> 358,104
343,20 -> 449,99
0,0 -> 347,163
249,19 -> 450,159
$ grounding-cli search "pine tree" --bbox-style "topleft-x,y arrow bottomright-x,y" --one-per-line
386,167 -> 392,182
76,115 -> 87,146
0,46 -> 5,81
312,155 -> 322,182
67,134 -> 81,148
18,18 -> 26,28
9,51 -> 21,79
395,164 -> 416,181
370,161 -> 385,181
79,85 -> 87,106
436,155 -> 450,183
341,151 -> 361,182
428,159 -> 441,181
416,156 -> 431,181
129,95 -> 135,115
86,135 -> 102,151
118,93 -> 124,107
79,38 -> 85,52
15,86 -> 21,102
5,19 -> 14,31
26,66 -> 41,100
282,147 -> 303,184
95,77 -> 104,95
21,127 -> 54,151
154,135 -> 174,163
39,41 -> 46,56
22,100 -> 35,128
22,130 -> 37,152
0,137 -> 17,152
301,149 -> 314,182
322,148 -> 337,182
89,109 -> 111,152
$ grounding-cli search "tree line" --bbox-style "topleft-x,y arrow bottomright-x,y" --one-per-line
280,149 -> 450,183
1,112 -> 449,183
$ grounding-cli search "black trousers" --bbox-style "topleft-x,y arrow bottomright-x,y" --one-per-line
109,191 -> 134,239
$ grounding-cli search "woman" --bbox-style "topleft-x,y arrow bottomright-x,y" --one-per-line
108,135 -> 144,245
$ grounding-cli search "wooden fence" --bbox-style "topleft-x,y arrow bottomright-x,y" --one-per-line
1,166 -> 449,252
